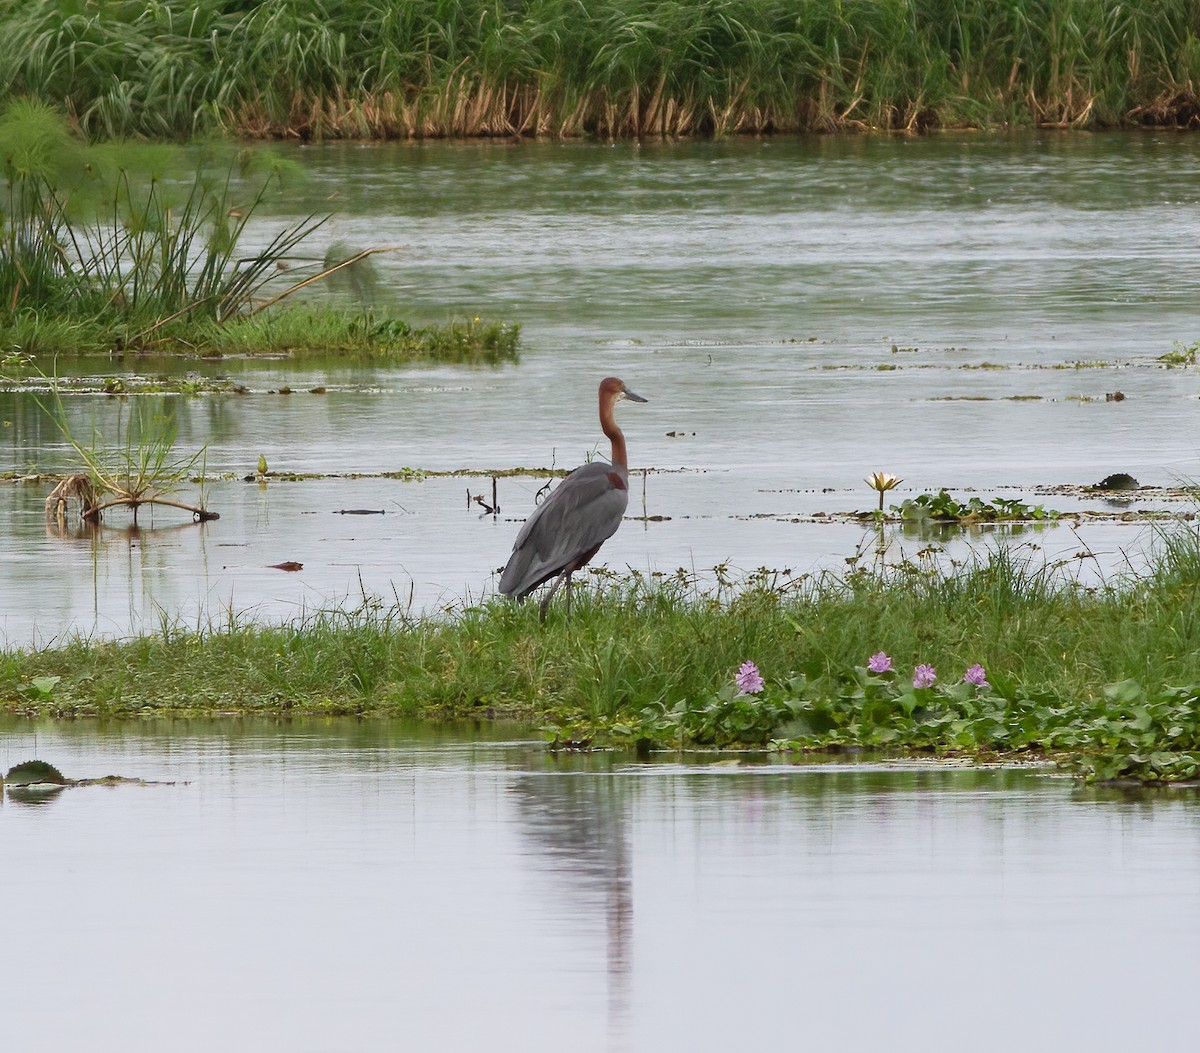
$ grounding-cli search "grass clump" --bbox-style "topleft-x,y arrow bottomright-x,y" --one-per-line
0,101 -> 324,337
2,0 -> 1199,140
136,309 -> 521,364
40,391 -> 215,524
0,100 -> 519,364
3,528 -> 1200,783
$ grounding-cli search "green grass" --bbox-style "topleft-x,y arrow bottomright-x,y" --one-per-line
0,307 -> 521,364
3,528 -> 1200,782
0,101 -> 519,364
1,1 -> 1198,140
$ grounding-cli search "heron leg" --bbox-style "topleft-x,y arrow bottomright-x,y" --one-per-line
537,570 -> 574,623
538,572 -> 565,622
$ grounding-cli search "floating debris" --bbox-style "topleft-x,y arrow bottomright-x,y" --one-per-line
2,759 -> 178,801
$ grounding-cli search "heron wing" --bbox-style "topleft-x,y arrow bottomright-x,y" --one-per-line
499,462 -> 630,598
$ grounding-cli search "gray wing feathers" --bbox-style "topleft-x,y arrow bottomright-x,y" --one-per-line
499,463 -> 630,598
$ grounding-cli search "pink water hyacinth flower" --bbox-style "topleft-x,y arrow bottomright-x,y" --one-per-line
912,664 -> 938,689
963,664 -> 990,687
735,661 -> 765,695
867,652 -> 893,674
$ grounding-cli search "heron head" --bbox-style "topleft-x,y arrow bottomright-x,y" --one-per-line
601,376 -> 648,404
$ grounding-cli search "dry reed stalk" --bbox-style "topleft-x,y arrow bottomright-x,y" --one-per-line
644,74 -> 666,135
1128,90 -> 1200,125
232,101 -> 275,139
247,246 -> 393,316
601,99 -> 618,139
677,95 -> 699,135
44,474 -> 98,524
562,93 -> 591,137
509,83 -> 540,137
660,97 -> 676,136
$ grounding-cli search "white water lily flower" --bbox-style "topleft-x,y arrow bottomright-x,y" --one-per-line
865,471 -> 902,492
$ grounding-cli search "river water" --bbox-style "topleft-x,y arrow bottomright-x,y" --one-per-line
3,132 -> 1200,644
2,718 -> 1199,1052
4,135 -> 1200,1051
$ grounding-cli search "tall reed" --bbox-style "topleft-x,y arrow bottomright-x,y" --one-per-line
0,100 -> 325,348
1,1 -> 1198,140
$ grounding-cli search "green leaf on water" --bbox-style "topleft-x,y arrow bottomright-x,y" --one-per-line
4,759 -> 66,785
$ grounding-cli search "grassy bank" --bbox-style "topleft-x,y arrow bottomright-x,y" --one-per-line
0,101 -> 519,364
0,309 -> 520,365
3,532 -> 1200,782
1,0 -> 1198,140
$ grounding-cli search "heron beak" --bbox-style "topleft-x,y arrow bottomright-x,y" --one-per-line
622,388 -> 648,403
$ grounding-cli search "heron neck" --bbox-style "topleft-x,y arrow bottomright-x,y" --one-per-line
600,396 -> 628,469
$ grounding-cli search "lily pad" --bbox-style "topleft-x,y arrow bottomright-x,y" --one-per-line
4,759 -> 67,785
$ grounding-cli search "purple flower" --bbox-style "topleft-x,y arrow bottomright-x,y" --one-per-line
913,664 -> 937,689
735,661 -> 765,695
963,664 -> 990,687
867,651 -> 893,673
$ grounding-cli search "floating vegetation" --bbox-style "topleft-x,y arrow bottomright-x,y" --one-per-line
4,759 -> 66,786
876,490 -> 1063,525
1,758 -> 175,799
566,660 -> 1200,785
1158,342 -> 1198,367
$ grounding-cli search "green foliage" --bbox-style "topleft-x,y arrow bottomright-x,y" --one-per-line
3,758 -> 66,785
15,675 -> 60,703
767,671 -> 1200,787
40,389 -> 208,510
557,651 -> 1200,785
3,530 -> 1200,782
0,101 -> 519,362
190,307 -> 521,363
1158,342 -> 1198,367
895,490 -> 1062,523
0,1 -> 1197,138
603,683 -> 806,750
0,101 -> 326,343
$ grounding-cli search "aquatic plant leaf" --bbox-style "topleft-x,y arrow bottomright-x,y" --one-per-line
4,759 -> 67,785
1103,680 -> 1145,706
30,675 -> 60,697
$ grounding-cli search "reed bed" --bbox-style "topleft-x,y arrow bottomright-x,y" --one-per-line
1,1 -> 1198,141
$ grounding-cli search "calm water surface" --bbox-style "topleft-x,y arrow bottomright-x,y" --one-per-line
2,719 -> 1199,1052
3,133 -> 1200,642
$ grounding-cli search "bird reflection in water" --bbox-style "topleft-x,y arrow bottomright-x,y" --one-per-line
510,758 -> 634,1050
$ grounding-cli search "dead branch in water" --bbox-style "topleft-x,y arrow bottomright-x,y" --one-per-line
82,495 -> 220,523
